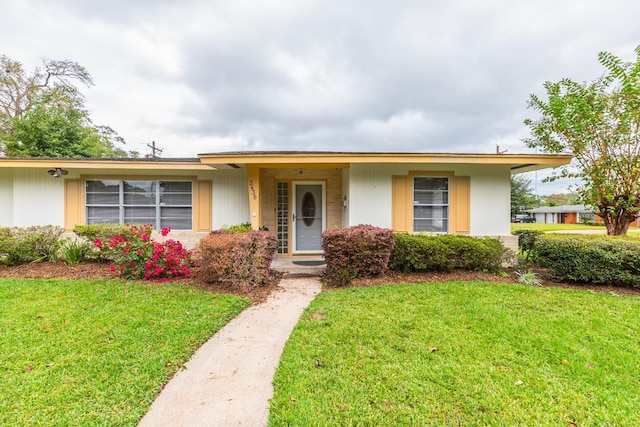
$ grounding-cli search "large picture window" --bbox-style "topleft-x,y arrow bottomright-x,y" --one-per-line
413,177 -> 449,233
86,180 -> 192,230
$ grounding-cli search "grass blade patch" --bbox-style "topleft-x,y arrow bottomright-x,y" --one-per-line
270,282 -> 640,426
0,278 -> 250,426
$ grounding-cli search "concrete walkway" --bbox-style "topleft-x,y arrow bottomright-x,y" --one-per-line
138,276 -> 322,427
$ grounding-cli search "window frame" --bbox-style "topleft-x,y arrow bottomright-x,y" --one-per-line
412,176 -> 450,234
85,178 -> 194,230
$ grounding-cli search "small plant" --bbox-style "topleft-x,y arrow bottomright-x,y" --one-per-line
60,239 -> 92,264
220,222 -> 253,233
516,269 -> 542,286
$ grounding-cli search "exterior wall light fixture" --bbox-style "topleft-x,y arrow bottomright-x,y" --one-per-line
47,168 -> 69,178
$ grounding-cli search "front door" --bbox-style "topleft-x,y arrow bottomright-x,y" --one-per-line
293,183 -> 324,253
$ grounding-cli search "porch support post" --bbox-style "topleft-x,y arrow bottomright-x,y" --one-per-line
247,165 -> 261,230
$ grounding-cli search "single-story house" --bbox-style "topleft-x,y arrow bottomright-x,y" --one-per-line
525,204 -> 594,224
526,204 -> 639,227
0,151 -> 571,255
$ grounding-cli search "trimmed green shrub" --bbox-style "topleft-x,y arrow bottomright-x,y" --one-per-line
322,225 -> 395,285
220,222 -> 253,233
73,223 -> 130,241
533,235 -> 640,287
513,229 -> 543,261
390,234 -> 507,274
0,225 -> 64,266
195,230 -> 277,289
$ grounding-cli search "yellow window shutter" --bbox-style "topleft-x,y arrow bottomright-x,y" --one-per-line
452,176 -> 470,234
64,179 -> 83,231
392,175 -> 410,233
195,180 -> 212,231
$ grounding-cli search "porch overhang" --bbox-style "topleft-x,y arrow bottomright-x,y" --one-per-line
0,157 -> 213,171
198,151 -> 572,172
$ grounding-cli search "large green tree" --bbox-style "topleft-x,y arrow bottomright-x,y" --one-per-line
524,46 -> 640,235
0,55 -> 134,158
542,192 -> 580,207
510,175 -> 539,216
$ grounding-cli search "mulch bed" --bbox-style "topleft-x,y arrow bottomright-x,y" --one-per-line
1,262 -> 639,304
0,261 -> 282,305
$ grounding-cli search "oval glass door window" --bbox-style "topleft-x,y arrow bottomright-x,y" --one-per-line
301,191 -> 316,226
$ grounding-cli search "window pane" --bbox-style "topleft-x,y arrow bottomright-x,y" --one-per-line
87,192 -> 120,205
87,207 -> 119,224
124,181 -> 155,205
414,177 -> 448,191
414,206 -> 448,219
414,219 -> 448,233
86,180 -> 119,205
414,191 -> 448,205
160,182 -> 192,205
124,207 -> 156,227
160,207 -> 192,229
160,193 -> 192,205
86,180 -> 119,193
161,181 -> 191,192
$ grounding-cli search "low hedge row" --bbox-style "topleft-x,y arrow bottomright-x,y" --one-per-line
322,225 -> 395,285
0,225 -> 64,265
321,226 -> 509,284
390,233 -> 507,273
195,229 -> 278,289
533,235 -> 640,287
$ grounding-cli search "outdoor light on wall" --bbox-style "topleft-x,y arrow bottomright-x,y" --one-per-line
47,168 -> 68,178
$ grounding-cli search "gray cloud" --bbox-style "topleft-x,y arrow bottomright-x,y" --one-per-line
3,0 -> 640,177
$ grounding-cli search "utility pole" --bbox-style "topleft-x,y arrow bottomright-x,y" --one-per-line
146,141 -> 163,159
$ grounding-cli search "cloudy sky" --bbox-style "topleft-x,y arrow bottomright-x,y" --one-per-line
2,0 -> 639,194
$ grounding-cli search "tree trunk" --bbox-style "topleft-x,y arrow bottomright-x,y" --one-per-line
602,212 -> 633,236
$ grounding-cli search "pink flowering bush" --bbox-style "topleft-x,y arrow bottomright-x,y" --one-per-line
94,224 -> 191,280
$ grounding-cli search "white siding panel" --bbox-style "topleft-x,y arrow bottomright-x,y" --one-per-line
212,169 -> 249,229
13,169 -> 64,227
468,165 -> 511,235
348,164 -> 394,228
0,169 -> 13,226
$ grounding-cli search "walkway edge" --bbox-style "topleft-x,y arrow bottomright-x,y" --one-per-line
138,277 -> 322,427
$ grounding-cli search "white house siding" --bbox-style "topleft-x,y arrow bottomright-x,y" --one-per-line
347,164 -> 395,228
12,168 -> 65,227
211,169 -> 249,229
466,165 -> 511,236
0,168 -> 13,226
347,163 -> 511,236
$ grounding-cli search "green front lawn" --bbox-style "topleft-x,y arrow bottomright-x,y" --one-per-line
511,222 -> 608,232
0,278 -> 250,426
270,282 -> 640,426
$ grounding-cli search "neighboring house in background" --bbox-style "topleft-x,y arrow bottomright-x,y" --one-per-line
0,151 -> 571,255
526,204 -> 639,227
525,204 -> 595,224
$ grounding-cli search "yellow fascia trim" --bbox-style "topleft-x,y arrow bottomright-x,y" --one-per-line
0,159 -> 212,170
199,152 -> 572,167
